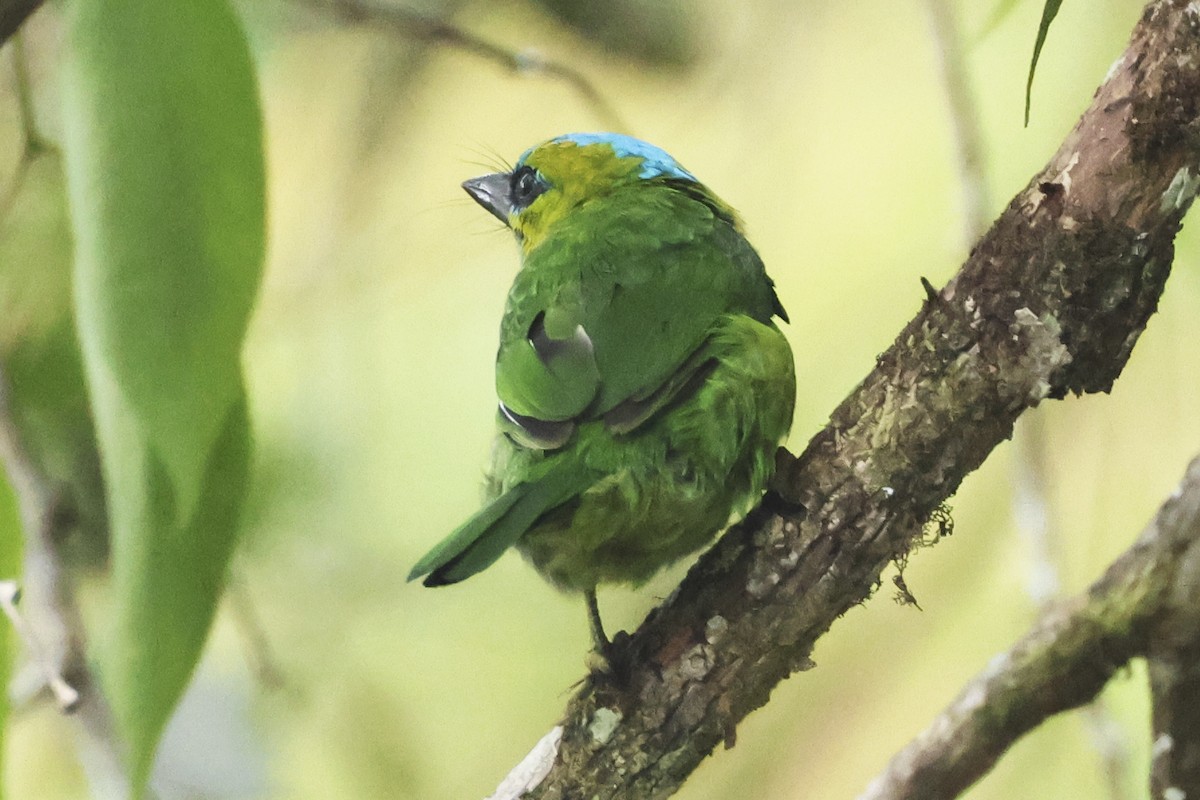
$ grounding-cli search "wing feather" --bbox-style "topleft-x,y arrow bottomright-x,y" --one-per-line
494,184 -> 781,443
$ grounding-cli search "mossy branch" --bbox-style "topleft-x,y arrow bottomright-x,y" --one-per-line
860,454 -> 1200,800
497,1 -> 1200,797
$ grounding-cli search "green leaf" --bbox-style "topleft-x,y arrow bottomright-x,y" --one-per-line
100,396 -> 252,790
1025,0 -> 1065,126
61,0 -> 264,790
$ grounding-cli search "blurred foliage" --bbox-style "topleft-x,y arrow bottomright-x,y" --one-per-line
3,0 -> 1197,799
59,0 -> 264,791
0,150 -> 107,567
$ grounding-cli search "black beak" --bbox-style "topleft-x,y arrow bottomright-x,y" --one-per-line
462,173 -> 513,225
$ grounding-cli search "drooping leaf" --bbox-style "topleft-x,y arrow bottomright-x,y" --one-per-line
1025,0 -> 1065,126
60,0 -> 265,790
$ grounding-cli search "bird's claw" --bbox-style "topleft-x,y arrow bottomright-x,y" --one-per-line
585,629 -> 633,685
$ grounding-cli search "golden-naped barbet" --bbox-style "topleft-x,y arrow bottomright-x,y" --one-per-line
409,133 -> 795,652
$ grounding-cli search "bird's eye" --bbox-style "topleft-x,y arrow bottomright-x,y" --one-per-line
510,166 -> 546,209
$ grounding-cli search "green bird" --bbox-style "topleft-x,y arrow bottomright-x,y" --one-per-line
409,132 -> 795,653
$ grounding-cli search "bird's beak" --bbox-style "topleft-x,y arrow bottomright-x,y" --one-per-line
462,173 -> 514,225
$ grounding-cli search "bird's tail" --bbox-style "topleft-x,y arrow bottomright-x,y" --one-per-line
408,461 -> 588,587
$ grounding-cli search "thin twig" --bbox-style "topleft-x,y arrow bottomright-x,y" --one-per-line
312,0 -> 630,133
0,580 -> 78,709
226,569 -> 288,693
924,0 -> 990,246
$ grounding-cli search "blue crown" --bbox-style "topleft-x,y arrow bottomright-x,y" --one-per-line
524,132 -> 697,182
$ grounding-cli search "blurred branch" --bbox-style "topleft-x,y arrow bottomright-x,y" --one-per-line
0,362 -> 80,711
0,362 -> 129,793
859,454 -> 1200,800
312,0 -> 629,133
0,580 -> 77,711
227,569 -> 288,692
501,1 -> 1200,797
0,0 -> 41,48
924,0 -> 990,245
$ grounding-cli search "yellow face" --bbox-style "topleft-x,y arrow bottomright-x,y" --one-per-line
461,133 -> 735,254
509,140 -> 646,253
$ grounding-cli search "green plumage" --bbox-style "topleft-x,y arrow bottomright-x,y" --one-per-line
411,133 -> 795,611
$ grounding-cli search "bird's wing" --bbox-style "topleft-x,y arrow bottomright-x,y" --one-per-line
495,193 -> 767,439
408,457 -> 590,585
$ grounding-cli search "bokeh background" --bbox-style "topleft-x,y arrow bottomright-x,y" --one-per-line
6,0 -> 1200,797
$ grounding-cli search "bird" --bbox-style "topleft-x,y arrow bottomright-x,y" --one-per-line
409,132 -> 795,657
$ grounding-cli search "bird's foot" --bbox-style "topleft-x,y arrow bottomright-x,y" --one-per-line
585,629 -> 633,685
583,588 -> 633,684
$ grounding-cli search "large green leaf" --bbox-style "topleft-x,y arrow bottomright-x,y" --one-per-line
1025,0 -> 1065,125
60,0 -> 264,790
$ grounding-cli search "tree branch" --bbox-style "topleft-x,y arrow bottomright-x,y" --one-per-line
503,1 -> 1200,797
859,453 -> 1200,800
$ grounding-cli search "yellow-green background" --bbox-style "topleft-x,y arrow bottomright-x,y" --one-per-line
6,0 -> 1199,797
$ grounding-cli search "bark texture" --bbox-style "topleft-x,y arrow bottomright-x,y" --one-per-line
511,2 -> 1200,798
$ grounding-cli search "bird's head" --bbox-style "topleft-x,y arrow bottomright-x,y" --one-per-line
463,133 -> 724,252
